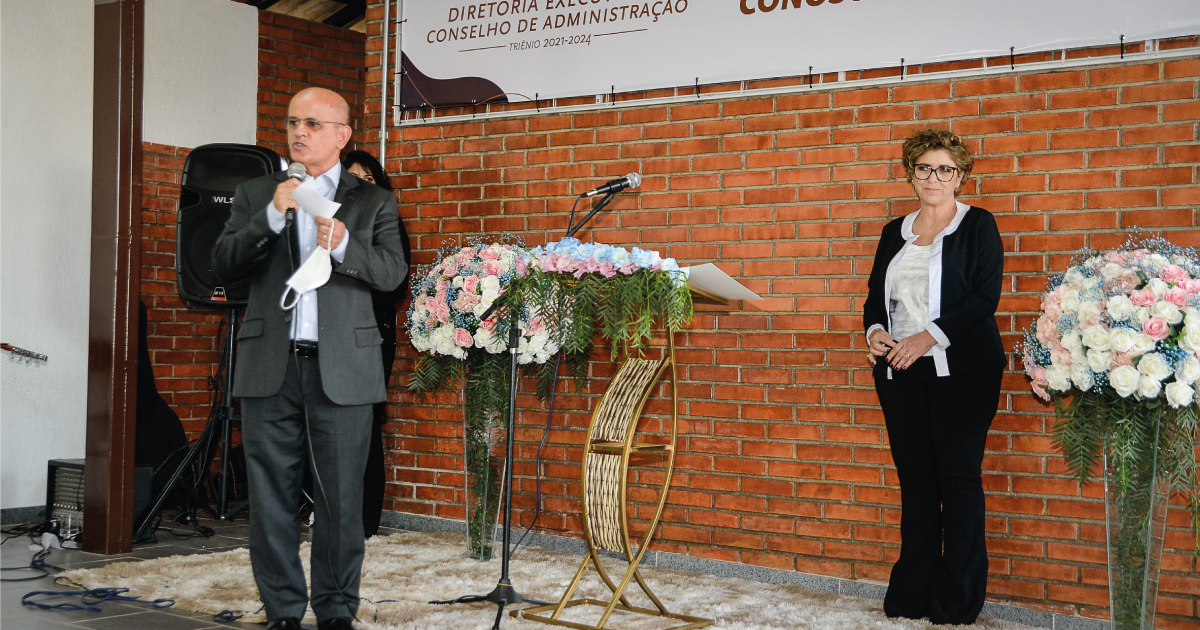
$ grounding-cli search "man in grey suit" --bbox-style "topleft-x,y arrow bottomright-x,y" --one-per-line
212,87 -> 406,630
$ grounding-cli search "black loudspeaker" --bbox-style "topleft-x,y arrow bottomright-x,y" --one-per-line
176,143 -> 286,308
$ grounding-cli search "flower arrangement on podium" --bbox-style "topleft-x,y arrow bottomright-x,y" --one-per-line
407,236 -> 692,560
1019,233 -> 1200,630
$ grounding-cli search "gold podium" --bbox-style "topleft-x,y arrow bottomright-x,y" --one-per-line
515,323 -> 713,630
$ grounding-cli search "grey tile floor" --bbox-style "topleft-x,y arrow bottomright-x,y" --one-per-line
1,516 -> 374,630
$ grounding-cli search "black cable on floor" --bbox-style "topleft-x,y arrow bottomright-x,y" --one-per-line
509,350 -> 563,559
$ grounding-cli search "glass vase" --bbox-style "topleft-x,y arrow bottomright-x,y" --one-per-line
463,410 -> 505,561
1103,411 -> 1170,630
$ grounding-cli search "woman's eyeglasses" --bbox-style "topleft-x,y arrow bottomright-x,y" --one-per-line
912,164 -> 959,182
285,117 -> 348,132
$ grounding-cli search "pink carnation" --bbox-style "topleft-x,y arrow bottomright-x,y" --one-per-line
453,328 -> 473,347
516,258 -> 528,276
1161,264 -> 1187,283
1105,251 -> 1131,265
436,279 -> 451,294
462,275 -> 480,294
452,291 -> 481,312
1143,316 -> 1170,341
1165,286 -> 1189,307
1130,289 -> 1156,307
1111,351 -> 1134,368
598,261 -> 617,278
1036,316 -> 1057,343
619,263 -> 638,275
1032,382 -> 1051,402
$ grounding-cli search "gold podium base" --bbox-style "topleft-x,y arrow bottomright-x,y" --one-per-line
514,328 -> 712,630
514,598 -> 713,630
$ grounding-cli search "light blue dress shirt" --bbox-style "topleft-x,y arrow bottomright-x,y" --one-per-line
266,162 -> 348,341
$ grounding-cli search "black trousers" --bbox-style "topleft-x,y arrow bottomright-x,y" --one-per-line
242,354 -> 372,622
874,357 -> 1001,625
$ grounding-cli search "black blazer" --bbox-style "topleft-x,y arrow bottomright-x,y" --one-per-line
863,205 -> 1006,376
212,169 -> 407,404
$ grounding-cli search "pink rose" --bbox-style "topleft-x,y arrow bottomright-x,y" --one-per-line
443,263 -> 459,277
480,247 -> 500,261
526,317 -> 545,335
1161,264 -> 1187,283
453,328 -> 473,347
1183,279 -> 1200,294
1165,286 -> 1189,307
1143,316 -> 1170,341
486,260 -> 502,276
1036,316 -> 1057,343
1130,289 -> 1156,307
480,316 -> 498,333
1111,351 -> 1134,368
1132,248 -> 1150,260
463,275 -> 480,294
1106,251 -> 1131,265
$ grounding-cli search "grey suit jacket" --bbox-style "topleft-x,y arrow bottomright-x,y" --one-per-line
212,168 -> 407,405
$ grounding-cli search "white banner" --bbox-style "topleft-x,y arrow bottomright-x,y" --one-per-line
400,1 -> 1200,108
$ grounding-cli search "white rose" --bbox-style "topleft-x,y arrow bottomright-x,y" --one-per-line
1071,364 -> 1094,391
480,276 -> 501,293
1137,375 -> 1162,399
480,288 -> 500,305
473,327 -> 494,349
1045,363 -> 1073,392
1108,328 -> 1137,353
1145,254 -> 1169,274
1150,300 -> 1183,324
1077,300 -> 1102,322
1178,325 -> 1200,353
1106,295 -> 1134,320
1060,330 -> 1083,352
1087,349 -> 1112,374
1132,333 -> 1158,355
1176,355 -> 1200,384
1183,307 -> 1200,327
1137,352 -> 1173,381
1145,277 -> 1169,298
1132,307 -> 1151,325
1165,381 -> 1196,408
1172,254 -> 1189,265
1064,268 -> 1087,288
1101,263 -> 1125,279
1081,326 -> 1111,351
452,275 -> 465,289
1061,289 -> 1081,313
1109,365 -> 1140,397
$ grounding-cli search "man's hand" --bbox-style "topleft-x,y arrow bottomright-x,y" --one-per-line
273,179 -> 302,215
315,216 -> 345,250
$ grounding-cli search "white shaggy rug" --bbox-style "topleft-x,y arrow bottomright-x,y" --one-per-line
63,531 -> 1031,630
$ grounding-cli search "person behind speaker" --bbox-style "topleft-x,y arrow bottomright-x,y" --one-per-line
341,149 -> 411,538
212,87 -> 406,630
862,127 -> 1005,625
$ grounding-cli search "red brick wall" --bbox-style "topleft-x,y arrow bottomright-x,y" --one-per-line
140,12 -> 367,434
258,11 -> 367,153
362,12 -> 1200,626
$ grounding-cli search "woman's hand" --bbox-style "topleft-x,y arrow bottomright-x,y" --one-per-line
867,329 -> 896,366
886,331 -> 937,371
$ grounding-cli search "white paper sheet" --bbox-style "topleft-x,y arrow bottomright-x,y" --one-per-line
682,264 -> 762,302
292,177 -> 341,219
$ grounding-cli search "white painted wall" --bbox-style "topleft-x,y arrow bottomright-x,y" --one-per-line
144,0 -> 258,148
1,0 -> 95,510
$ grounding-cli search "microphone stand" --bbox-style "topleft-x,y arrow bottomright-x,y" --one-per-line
565,191 -> 617,238
431,190 -> 624,626
431,315 -> 549,628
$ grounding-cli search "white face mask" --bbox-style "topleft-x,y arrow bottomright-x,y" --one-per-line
279,247 -> 332,310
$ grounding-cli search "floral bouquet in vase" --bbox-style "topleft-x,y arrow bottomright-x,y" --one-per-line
1020,234 -> 1200,630
407,238 -> 558,560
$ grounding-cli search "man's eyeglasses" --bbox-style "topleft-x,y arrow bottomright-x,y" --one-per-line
285,117 -> 348,132
912,164 -> 959,182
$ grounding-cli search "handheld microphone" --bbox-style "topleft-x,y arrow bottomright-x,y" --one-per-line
284,162 -> 306,226
583,172 -> 641,197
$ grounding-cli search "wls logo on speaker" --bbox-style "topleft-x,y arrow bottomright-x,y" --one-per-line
211,287 -> 227,302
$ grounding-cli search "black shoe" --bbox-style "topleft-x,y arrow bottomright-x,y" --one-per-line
317,618 -> 354,630
266,619 -> 301,630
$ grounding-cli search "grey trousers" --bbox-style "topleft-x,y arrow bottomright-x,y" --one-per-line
241,353 -> 372,622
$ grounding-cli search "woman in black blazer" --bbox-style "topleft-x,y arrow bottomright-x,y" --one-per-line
863,128 -> 1005,625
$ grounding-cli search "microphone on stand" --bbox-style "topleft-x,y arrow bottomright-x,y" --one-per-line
284,162 -> 306,227
582,172 -> 641,197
